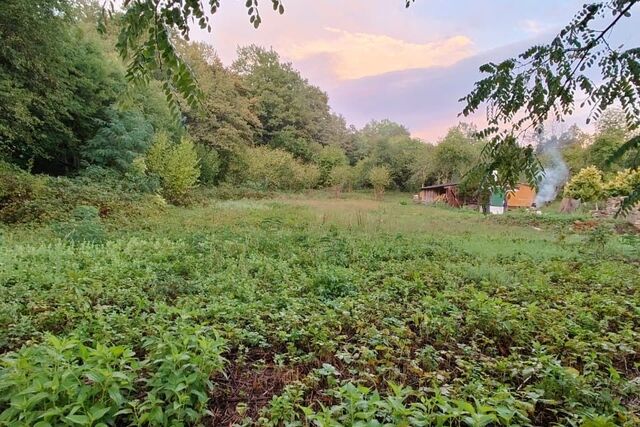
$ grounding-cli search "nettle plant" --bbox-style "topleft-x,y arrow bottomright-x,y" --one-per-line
0,324 -> 226,426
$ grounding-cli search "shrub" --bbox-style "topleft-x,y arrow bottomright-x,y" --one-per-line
0,161 -> 47,223
603,168 -> 640,197
147,133 -> 200,203
316,145 -> 348,185
368,166 -> 392,199
328,165 -> 356,196
195,144 -> 221,185
564,166 -> 604,202
52,205 -> 106,244
230,146 -> 319,191
83,108 -> 154,172
291,162 -> 321,191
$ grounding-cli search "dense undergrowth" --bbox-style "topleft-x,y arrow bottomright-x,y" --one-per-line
0,194 -> 638,426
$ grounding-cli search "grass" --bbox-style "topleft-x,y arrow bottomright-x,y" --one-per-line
0,191 -> 639,426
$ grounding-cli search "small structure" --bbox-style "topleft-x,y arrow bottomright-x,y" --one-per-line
418,183 -> 461,207
419,182 -> 535,211
489,189 -> 505,214
507,184 -> 536,208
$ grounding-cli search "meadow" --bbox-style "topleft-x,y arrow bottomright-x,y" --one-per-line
0,192 -> 639,426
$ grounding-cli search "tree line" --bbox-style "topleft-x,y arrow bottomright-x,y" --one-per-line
1,0 -> 636,210
0,0 -> 490,205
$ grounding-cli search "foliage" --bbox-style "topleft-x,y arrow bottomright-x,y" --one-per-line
425,126 -> 483,186
564,166 -> 604,202
84,108 -> 154,172
229,146 -> 320,191
148,135 -> 200,204
0,324 -> 226,426
179,42 -> 260,168
328,165 -> 356,196
603,168 -> 640,197
0,335 -> 141,426
195,144 -> 221,186
1,192 -> 639,425
368,166 -> 392,199
460,0 -> 640,210
232,46 -> 344,150
353,119 -> 429,190
52,205 -> 107,244
0,0 -> 121,173
0,161 -> 47,223
316,146 -> 348,185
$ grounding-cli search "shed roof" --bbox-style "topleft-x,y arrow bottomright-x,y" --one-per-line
420,182 -> 458,190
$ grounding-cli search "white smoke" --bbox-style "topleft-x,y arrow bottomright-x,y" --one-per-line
535,145 -> 569,206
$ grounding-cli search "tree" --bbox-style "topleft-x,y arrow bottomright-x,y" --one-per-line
147,132 -> 200,203
431,127 -> 482,184
328,165 -> 356,197
459,0 -> 640,213
564,166 -> 604,204
368,166 -> 392,200
83,108 -> 154,172
353,120 -> 428,190
0,0 -> 121,173
587,108 -> 639,172
231,46 -> 342,154
177,41 -> 260,174
316,146 -> 348,186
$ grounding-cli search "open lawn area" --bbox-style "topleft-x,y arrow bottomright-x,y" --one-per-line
1,192 -> 639,426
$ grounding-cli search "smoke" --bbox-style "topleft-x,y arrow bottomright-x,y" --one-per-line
535,145 -> 569,206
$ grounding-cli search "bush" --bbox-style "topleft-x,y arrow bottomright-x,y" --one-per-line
564,166 -> 604,202
195,144 -> 221,185
0,161 -> 47,223
230,146 -> 319,191
147,133 -> 200,204
83,108 -> 154,172
52,205 -> 106,244
328,165 -> 356,196
603,168 -> 640,197
291,162 -> 321,191
368,166 -> 392,199
316,145 -> 348,185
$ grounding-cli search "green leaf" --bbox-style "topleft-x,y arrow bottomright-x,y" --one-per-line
64,414 -> 90,425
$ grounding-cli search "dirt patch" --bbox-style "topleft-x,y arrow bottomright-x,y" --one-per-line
208,356 -> 306,426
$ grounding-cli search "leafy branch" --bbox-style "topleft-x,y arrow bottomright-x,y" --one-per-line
459,0 -> 640,208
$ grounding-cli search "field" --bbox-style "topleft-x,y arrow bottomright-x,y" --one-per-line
1,192 -> 639,426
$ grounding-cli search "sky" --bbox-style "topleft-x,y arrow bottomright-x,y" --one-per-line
188,0 -> 640,142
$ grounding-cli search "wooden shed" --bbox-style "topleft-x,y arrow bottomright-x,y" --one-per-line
507,184 -> 536,208
419,183 -> 461,207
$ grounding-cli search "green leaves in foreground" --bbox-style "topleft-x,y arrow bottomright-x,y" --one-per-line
0,324 -> 226,426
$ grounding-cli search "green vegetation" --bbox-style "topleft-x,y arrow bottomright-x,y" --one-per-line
1,194 -> 639,426
564,166 -> 605,203
2,1 -> 640,426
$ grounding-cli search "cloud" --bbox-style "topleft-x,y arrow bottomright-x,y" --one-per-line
284,28 -> 475,80
520,20 -> 550,35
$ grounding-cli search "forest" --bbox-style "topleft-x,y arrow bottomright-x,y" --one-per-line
1,0 -> 639,426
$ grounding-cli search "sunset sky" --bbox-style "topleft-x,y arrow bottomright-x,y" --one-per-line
189,0 -> 640,142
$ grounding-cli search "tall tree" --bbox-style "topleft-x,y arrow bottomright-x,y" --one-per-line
178,41 -> 260,172
0,0 -> 120,173
231,45 -> 346,160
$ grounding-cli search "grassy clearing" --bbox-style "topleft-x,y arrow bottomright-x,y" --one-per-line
0,192 -> 639,426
